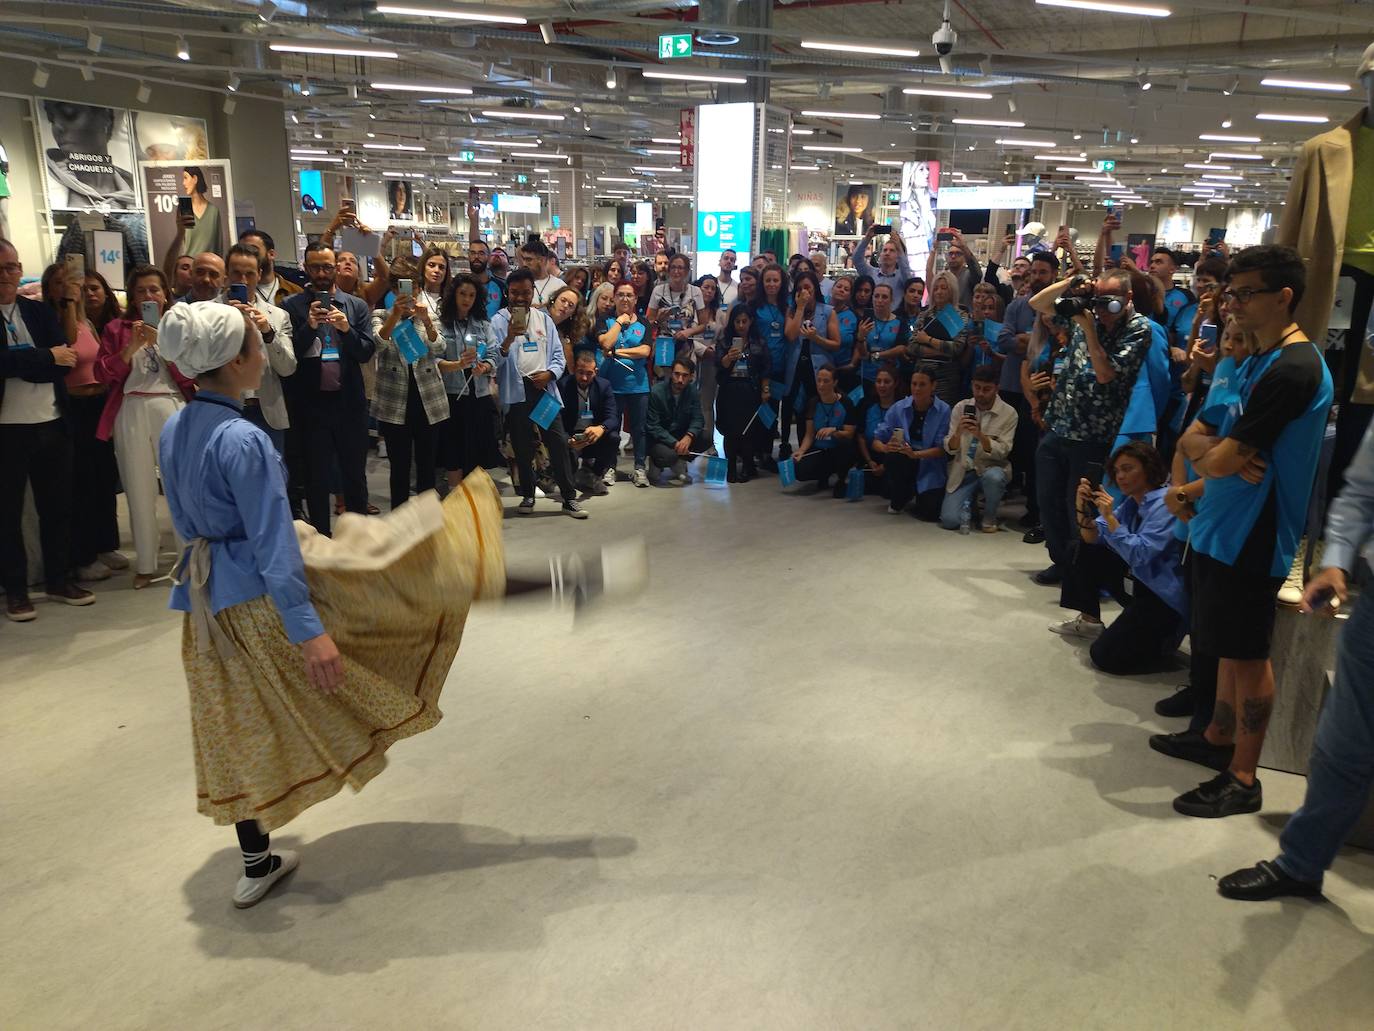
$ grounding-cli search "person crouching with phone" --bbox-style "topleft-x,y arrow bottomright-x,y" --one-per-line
938,365 -> 1018,532
873,364 -> 950,520
1048,442 -> 1187,676
95,265 -> 196,589
559,351 -> 620,495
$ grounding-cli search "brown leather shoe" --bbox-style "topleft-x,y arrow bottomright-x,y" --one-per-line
6,595 -> 37,622
49,583 -> 96,606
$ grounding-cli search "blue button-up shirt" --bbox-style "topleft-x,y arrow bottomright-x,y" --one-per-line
1323,420 -> 1374,574
159,393 -> 324,644
995,295 -> 1036,393
1094,486 -> 1187,619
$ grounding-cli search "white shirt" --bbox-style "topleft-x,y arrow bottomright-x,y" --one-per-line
513,308 -> 550,378
648,282 -> 705,319
532,276 -> 566,308
0,303 -> 59,425
256,276 -> 279,307
718,273 -> 737,307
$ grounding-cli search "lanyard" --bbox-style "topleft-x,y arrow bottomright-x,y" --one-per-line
1,302 -> 19,341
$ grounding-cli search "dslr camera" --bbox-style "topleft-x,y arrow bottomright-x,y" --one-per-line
1053,276 -> 1097,319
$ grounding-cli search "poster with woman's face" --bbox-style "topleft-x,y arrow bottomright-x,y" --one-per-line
899,160 -> 940,284
132,112 -> 209,162
37,100 -> 139,212
387,179 -> 413,222
140,160 -> 233,264
834,183 -> 876,236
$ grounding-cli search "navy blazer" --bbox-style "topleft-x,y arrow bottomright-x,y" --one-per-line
557,372 -> 618,434
0,296 -> 70,420
281,289 -> 377,412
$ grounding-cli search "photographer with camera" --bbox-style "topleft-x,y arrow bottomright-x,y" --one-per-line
1027,270 -> 1153,585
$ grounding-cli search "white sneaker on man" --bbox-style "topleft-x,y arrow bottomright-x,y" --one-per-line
631,468 -> 650,488
232,850 -> 299,909
601,466 -> 617,488
97,551 -> 130,570
1048,615 -> 1104,639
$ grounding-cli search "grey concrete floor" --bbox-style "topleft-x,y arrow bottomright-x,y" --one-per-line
3,454 -> 1373,1031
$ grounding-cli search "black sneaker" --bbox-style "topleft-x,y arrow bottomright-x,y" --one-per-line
1154,688 -> 1195,718
1018,511 -> 1038,529
517,497 -> 536,516
1031,565 -> 1062,586
1022,526 -> 1046,545
561,499 -> 589,520
1149,729 -> 1233,771
1217,860 -> 1322,901
1173,771 -> 1262,818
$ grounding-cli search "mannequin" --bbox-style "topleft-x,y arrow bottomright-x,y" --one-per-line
1277,42 -> 1374,498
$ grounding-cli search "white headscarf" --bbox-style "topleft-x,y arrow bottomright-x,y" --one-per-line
157,301 -> 247,377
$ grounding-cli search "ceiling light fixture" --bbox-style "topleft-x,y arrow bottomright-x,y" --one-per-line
800,40 -> 921,58
1259,77 -> 1352,93
484,140 -> 539,148
1209,151 -> 1264,160
606,65 -> 618,90
996,138 -> 1056,147
539,22 -> 556,45
1201,173 -> 1244,180
1036,0 -> 1169,14
597,176 -> 640,183
1035,154 -> 1085,161
1137,71 -> 1152,91
364,142 -> 425,151
802,145 -> 862,153
649,137 -> 679,144
226,74 -> 241,93
902,86 -> 993,100
86,29 -> 103,53
175,36 -> 191,61
1200,133 -> 1262,143
481,109 -> 565,121
371,81 -> 473,94
1255,112 -> 1330,123
800,110 -> 882,120
1184,162 -> 1229,170
374,4 -> 528,24
952,117 -> 1025,127
270,42 -> 399,58
642,70 -> 748,84
291,148 -> 329,155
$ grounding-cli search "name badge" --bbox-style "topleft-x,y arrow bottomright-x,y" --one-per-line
8,341 -> 33,351
321,347 -> 340,361
521,336 -> 538,352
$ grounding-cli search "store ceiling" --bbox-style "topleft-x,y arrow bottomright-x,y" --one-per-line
4,0 -> 1370,213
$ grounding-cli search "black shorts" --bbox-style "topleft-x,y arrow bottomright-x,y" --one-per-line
1190,551 -> 1284,661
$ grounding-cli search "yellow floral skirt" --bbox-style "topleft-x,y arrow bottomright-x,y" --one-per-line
183,470 -> 506,832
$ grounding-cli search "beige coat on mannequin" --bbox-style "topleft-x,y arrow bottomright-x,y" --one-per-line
1277,110 -> 1373,402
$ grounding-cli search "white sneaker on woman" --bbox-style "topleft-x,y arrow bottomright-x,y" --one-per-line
1048,615 -> 1104,639
232,850 -> 299,909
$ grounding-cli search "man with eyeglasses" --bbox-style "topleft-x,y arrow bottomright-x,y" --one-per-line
0,238 -> 94,620
281,242 -> 378,535
1028,269 -> 1152,586
1156,245 -> 1334,820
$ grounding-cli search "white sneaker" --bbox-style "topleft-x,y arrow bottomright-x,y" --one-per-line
631,468 -> 650,488
1048,615 -> 1104,639
1277,537 -> 1307,607
602,466 -> 617,487
232,850 -> 299,909
76,563 -> 112,582
97,550 -> 130,570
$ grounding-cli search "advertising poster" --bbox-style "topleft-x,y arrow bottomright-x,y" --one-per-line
833,182 -> 877,236
593,226 -> 605,255
132,112 -> 209,162
140,159 -> 233,263
36,99 -> 139,212
298,169 -> 324,213
386,179 -> 414,222
899,161 -> 940,284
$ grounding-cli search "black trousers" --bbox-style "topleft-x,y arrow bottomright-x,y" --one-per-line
569,430 -> 620,475
649,438 -> 697,472
67,392 -> 120,568
508,382 -> 575,502
1061,539 -> 1184,675
303,392 -> 369,537
0,419 -> 74,595
1000,389 -> 1039,523
883,453 -> 942,520
1036,432 -> 1110,573
782,352 -> 818,450
795,440 -> 856,487
380,376 -> 439,511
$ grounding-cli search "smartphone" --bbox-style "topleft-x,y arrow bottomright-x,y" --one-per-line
963,403 -> 977,420
315,290 -> 332,308
140,300 -> 160,327
1084,460 -> 1105,491
937,229 -> 954,242
228,283 -> 249,304
510,304 -> 529,330
1005,223 -> 1016,237
872,224 -> 893,236
1109,243 -> 1125,262
397,278 -> 413,296
1207,227 -> 1226,245
1199,323 -> 1219,351
177,195 -> 194,218
64,252 -> 85,281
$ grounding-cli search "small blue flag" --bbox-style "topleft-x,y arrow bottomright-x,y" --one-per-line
654,336 -> 676,368
847,384 -> 866,406
768,379 -> 786,400
529,391 -> 562,430
756,402 -> 777,429
936,304 -> 967,339
778,457 -> 797,487
392,319 -> 428,365
981,319 -> 1003,344
845,466 -> 865,501
705,456 -> 728,485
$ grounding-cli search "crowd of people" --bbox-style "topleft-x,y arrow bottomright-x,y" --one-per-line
5,209 -> 1370,902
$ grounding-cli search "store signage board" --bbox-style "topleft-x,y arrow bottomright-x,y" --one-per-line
695,102 -> 754,271
90,230 -> 124,285
495,193 -> 540,214
937,184 -> 1035,211
659,33 -> 693,59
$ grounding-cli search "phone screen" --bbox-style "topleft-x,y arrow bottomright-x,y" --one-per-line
228,283 -> 249,304
177,196 -> 193,217
1200,324 -> 1218,351
963,404 -> 977,419
937,230 -> 954,242
1084,460 -> 1105,491
1005,223 -> 1016,236
872,225 -> 892,236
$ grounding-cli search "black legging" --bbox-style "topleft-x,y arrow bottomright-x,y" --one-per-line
1060,538 -> 1184,675
380,374 -> 438,511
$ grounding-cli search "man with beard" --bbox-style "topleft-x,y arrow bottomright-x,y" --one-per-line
468,238 -> 506,315
239,229 -> 302,308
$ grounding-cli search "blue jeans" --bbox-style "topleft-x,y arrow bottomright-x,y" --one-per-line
939,466 -> 1008,529
1035,431 -> 1109,572
1275,588 -> 1374,886
615,392 -> 649,469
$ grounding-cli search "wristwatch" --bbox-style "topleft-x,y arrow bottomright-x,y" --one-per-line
1175,487 -> 1191,505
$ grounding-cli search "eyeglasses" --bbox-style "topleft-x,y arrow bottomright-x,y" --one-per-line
1220,286 -> 1281,304
306,263 -> 336,274
0,263 -> 23,275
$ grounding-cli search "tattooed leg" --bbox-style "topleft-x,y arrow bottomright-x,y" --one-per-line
1204,661 -> 1238,746
1227,657 -> 1275,784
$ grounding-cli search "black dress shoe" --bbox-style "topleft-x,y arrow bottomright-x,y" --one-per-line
1149,729 -> 1233,771
1154,688 -> 1194,718
1217,860 -> 1322,901
1173,770 -> 1262,818
1022,526 -> 1046,545
1031,565 -> 1062,585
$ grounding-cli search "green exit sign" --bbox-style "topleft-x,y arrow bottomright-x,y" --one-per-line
458,150 -> 475,162
658,33 -> 693,59
516,174 -> 529,184
1098,159 -> 1117,172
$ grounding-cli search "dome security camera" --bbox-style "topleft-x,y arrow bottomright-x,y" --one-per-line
932,20 -> 957,57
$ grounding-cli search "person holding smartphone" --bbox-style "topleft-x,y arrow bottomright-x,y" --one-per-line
714,304 -> 771,483
784,270 -> 839,437
856,282 -> 904,394
598,283 -> 653,488
853,223 -> 916,296
939,365 -> 1018,532
223,244 -> 294,453
874,364 -> 950,520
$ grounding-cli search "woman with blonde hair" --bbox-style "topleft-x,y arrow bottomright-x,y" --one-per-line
907,269 -> 971,405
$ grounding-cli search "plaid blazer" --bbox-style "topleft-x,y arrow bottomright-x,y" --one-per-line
370,309 -> 449,426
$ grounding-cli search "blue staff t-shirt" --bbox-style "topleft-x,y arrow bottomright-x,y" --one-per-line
834,308 -> 859,368
600,317 -> 650,394
756,303 -> 786,374
807,395 -> 856,449
1188,342 -> 1333,578
862,317 -> 902,381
